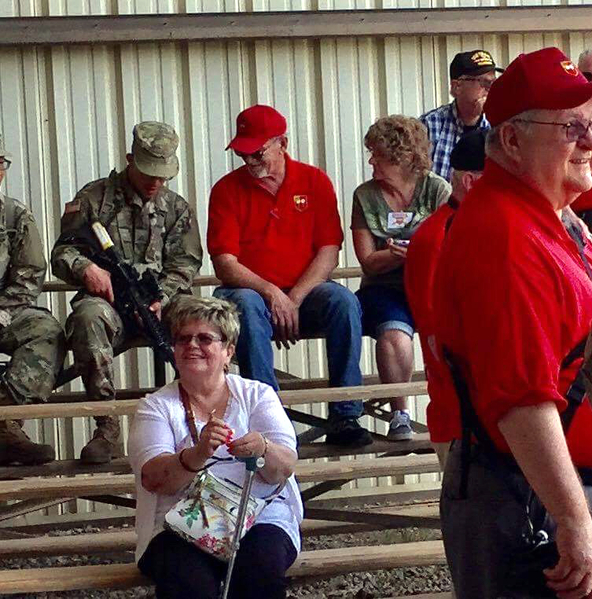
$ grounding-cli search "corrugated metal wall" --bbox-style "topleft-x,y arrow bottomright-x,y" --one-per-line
1,0 -> 591,513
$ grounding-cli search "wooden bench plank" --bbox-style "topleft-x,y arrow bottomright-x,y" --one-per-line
41,267 -> 364,294
0,454 -> 440,501
0,434 -> 434,480
0,504 -> 440,558
0,381 -> 428,421
0,530 -> 137,557
296,454 -> 439,483
0,540 -> 446,593
0,562 -> 148,593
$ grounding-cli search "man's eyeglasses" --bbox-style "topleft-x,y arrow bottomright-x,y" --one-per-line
0,159 -> 11,171
459,76 -> 496,90
233,146 -> 270,162
512,118 -> 592,143
175,333 -> 225,347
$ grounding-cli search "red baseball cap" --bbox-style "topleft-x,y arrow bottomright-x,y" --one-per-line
226,105 -> 287,154
485,47 -> 592,127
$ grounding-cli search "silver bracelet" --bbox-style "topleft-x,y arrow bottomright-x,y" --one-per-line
261,435 -> 269,457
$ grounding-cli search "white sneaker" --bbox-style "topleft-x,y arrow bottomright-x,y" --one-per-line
387,411 -> 414,441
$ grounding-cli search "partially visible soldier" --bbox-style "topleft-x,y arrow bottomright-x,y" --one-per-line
51,122 -> 202,464
0,135 -> 66,465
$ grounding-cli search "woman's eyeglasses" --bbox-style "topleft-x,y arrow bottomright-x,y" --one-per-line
175,333 -> 225,347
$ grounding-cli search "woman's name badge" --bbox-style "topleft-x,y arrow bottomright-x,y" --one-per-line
388,211 -> 413,230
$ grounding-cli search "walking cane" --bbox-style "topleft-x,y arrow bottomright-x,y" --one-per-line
220,455 -> 264,599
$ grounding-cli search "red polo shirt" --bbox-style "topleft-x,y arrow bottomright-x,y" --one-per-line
207,155 -> 344,289
405,199 -> 461,443
572,189 -> 592,213
434,160 -> 592,467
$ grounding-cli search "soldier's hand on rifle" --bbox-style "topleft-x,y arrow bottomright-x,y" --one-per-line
149,300 -> 162,320
82,263 -> 115,304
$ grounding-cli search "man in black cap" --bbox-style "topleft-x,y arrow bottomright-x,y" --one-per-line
420,50 -> 502,181
405,130 -> 486,469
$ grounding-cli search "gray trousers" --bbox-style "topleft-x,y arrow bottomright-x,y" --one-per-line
441,442 -> 592,599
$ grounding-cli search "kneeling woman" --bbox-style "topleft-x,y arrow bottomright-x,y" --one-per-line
129,296 -> 302,599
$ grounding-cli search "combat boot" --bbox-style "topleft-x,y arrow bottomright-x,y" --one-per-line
80,416 -> 121,464
0,420 -> 55,465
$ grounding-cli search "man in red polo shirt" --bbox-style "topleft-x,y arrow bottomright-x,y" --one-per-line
404,130 -> 486,469
208,105 -> 370,447
433,48 -> 592,598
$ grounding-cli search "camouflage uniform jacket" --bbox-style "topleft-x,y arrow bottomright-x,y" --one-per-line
0,192 -> 46,318
51,169 -> 202,305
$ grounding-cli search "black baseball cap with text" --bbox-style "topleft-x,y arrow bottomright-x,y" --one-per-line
450,50 -> 504,80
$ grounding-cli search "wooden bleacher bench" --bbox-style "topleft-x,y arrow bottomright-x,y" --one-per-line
0,453 -> 439,502
0,381 -> 428,422
0,540 -> 446,594
42,267 -> 364,296
0,502 -> 440,560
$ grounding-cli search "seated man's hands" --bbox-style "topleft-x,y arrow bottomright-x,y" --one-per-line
82,263 -> 114,303
545,518 -> 592,598
264,285 -> 299,349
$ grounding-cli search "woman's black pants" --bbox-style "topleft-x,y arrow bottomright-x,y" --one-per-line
138,524 -> 297,599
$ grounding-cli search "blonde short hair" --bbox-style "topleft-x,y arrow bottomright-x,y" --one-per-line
164,296 -> 240,346
364,115 -> 432,175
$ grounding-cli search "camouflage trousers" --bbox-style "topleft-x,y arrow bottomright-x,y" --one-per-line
0,307 -> 66,406
66,296 -> 137,401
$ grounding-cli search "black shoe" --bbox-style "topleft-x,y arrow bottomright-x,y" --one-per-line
325,418 -> 373,447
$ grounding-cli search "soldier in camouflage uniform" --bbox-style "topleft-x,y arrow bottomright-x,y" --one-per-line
0,135 -> 66,465
51,122 -> 203,464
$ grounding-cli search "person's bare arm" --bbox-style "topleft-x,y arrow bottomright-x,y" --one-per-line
212,253 -> 299,346
228,432 -> 297,486
140,417 -> 231,496
352,227 -> 403,277
498,402 -> 592,598
212,254 -> 276,296
288,245 -> 339,307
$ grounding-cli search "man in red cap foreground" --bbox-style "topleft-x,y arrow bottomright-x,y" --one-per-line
434,48 -> 592,597
207,105 -> 371,447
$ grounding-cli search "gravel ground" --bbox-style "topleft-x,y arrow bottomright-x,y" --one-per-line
0,526 -> 451,599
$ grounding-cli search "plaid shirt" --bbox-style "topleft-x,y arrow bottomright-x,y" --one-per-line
420,101 -> 490,181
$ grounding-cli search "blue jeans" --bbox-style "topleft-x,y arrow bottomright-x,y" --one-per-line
214,281 -> 363,419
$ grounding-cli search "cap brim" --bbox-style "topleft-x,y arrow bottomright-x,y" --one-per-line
135,155 -> 179,179
470,65 -> 503,76
226,136 -> 269,154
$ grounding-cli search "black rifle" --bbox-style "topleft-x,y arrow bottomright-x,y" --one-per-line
58,221 -> 177,376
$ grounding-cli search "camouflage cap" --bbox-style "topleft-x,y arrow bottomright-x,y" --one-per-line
0,134 -> 11,158
131,121 -> 179,179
